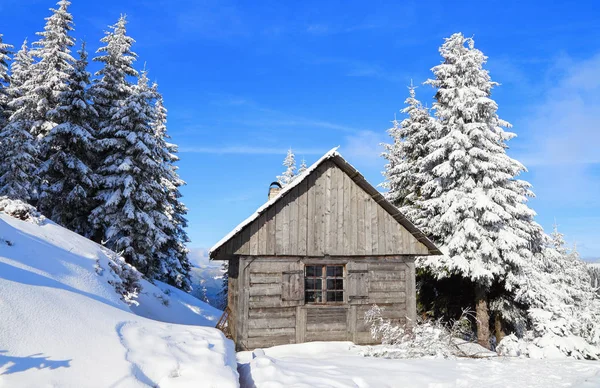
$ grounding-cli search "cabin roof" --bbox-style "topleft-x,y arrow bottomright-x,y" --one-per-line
209,147 -> 442,259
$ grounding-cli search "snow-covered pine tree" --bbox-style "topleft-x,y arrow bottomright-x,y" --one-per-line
0,40 -> 38,202
382,82 -> 435,221
589,264 -> 600,294
416,33 -> 544,349
150,84 -> 192,290
89,14 -> 137,242
26,0 -> 76,138
90,15 -> 137,137
297,158 -> 307,175
277,148 -> 297,186
90,69 -> 170,278
0,34 -> 12,129
37,42 -> 98,236
499,225 -> 600,358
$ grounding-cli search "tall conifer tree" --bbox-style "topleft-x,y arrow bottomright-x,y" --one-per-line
37,42 -> 98,235
90,67 -> 168,276
150,85 -> 191,290
26,0 -> 76,138
415,33 -> 543,348
0,40 -> 38,201
0,34 -> 12,129
382,82 -> 435,220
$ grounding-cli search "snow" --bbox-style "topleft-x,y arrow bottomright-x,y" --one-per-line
210,146 -> 339,256
238,342 -> 600,388
0,212 -> 238,387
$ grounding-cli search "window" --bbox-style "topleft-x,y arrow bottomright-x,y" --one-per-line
305,265 -> 344,303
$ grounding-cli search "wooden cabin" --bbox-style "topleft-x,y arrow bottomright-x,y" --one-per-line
209,148 -> 440,350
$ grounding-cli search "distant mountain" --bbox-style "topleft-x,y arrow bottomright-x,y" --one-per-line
188,248 -> 226,309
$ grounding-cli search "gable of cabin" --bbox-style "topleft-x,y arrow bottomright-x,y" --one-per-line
213,159 -> 430,259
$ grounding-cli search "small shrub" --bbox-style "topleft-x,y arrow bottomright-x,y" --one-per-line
0,197 -> 45,224
362,304 -> 480,359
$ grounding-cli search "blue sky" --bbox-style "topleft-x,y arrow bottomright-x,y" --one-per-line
3,0 -> 600,260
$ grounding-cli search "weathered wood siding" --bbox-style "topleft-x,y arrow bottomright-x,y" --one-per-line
221,161 -> 429,257
234,256 -> 416,350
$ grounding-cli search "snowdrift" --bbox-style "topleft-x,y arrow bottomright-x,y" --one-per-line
0,211 -> 238,387
237,342 -> 600,388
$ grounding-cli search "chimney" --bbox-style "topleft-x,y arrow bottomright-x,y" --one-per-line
268,182 -> 282,201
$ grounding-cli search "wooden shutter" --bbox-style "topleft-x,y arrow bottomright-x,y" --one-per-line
282,262 -> 304,303
347,261 -> 369,304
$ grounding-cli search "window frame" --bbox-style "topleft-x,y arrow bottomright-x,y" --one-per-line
304,264 -> 345,305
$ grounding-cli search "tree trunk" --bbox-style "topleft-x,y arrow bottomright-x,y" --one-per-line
475,284 -> 490,349
494,313 -> 506,344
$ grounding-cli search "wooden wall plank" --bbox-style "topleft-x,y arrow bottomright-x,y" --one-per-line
314,164 -> 325,256
343,172 -> 352,256
336,164 -> 345,255
306,170 -> 316,256
288,186 -> 298,255
249,217 -> 259,255
357,190 -> 366,255
329,163 -> 339,255
257,213 -> 267,254
349,177 -> 358,254
370,197 -> 378,254
265,206 -> 276,255
377,205 -> 386,253
275,200 -> 284,255
324,162 -> 332,255
364,195 -> 372,255
297,178 -> 308,256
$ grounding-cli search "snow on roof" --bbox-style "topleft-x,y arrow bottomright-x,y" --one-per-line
209,147 -> 340,256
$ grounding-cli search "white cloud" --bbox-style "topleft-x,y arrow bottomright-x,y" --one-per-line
518,54 -> 600,167
342,130 -> 387,167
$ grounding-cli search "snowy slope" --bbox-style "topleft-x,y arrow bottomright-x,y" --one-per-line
0,213 -> 238,388
238,342 -> 600,388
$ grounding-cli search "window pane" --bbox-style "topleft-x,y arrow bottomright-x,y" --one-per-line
305,291 -> 315,303
327,291 -> 344,302
327,278 -> 344,290
305,266 -> 317,277
327,265 -> 343,277
305,278 -> 315,290
305,291 -> 323,303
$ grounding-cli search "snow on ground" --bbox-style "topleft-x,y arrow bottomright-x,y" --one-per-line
237,342 -> 600,388
0,213 -> 238,387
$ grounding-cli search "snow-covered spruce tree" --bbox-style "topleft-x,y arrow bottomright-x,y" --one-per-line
89,14 -> 137,242
0,34 -> 12,129
497,227 -> 600,359
36,42 -> 98,236
277,148 -> 297,186
589,264 -> 600,294
382,82 -> 435,221
26,0 -> 76,138
90,69 -> 171,279
0,40 -> 38,202
415,33 -> 544,349
149,84 -> 192,290
90,15 -> 137,139
297,158 -> 307,175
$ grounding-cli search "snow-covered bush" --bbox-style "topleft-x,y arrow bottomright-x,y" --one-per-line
497,330 -> 600,360
0,197 -> 45,224
102,249 -> 142,305
588,264 -> 600,295
362,305 -> 483,359
505,228 -> 600,360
